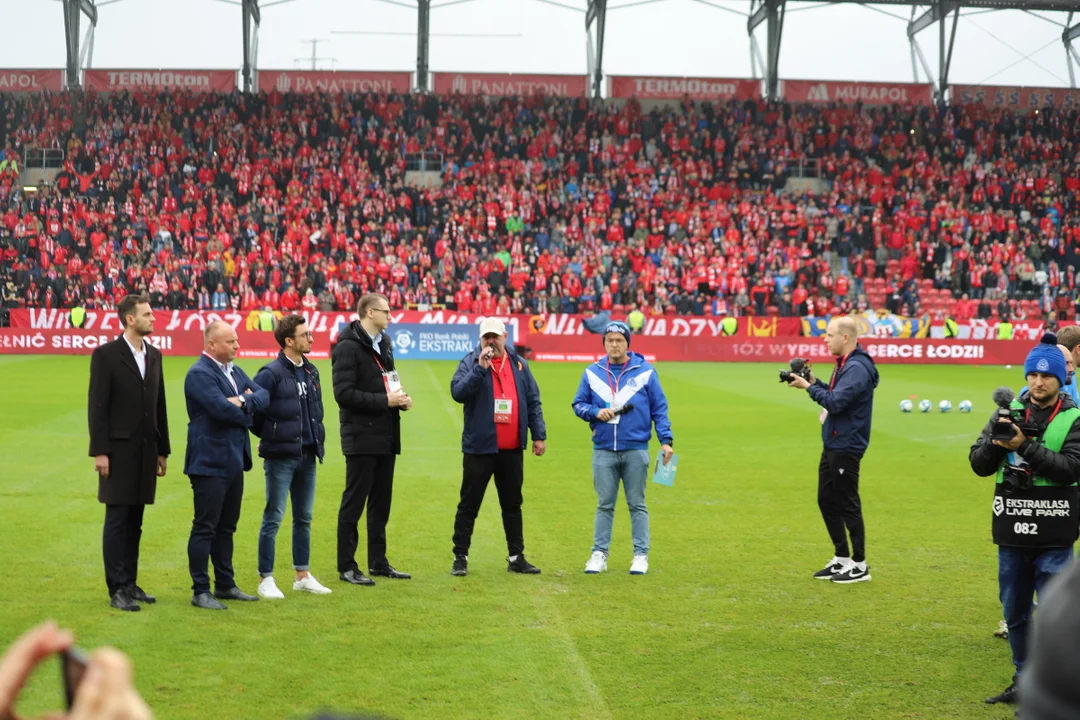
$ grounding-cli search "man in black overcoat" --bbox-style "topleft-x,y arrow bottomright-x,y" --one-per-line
88,295 -> 171,612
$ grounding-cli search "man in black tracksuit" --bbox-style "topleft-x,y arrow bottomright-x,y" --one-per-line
969,336 -> 1080,707
788,316 -> 879,584
332,294 -> 413,586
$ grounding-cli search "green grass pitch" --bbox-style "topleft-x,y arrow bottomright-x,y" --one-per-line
0,356 -> 1026,719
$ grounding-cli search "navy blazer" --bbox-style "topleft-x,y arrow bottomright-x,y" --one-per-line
183,354 -> 269,478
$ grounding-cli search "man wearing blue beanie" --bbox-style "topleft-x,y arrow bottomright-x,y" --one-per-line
969,333 -> 1080,707
572,321 -> 674,576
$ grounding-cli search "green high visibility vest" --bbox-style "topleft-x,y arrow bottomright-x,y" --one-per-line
627,310 -> 646,332
996,403 -> 1080,488
70,306 -> 86,329
720,317 -> 738,336
944,318 -> 959,338
998,322 -> 1014,340
258,311 -> 275,331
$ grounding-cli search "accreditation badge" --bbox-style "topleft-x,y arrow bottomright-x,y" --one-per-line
494,398 -> 513,424
382,370 -> 402,393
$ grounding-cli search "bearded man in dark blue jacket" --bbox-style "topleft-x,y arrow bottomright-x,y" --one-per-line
251,315 -> 332,600
788,316 -> 880,584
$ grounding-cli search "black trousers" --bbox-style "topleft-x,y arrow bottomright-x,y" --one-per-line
817,450 -> 866,563
337,454 -> 396,573
103,504 -> 146,597
453,451 -> 524,557
187,474 -> 244,595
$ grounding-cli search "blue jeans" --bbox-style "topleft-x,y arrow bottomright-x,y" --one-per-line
592,449 -> 650,555
998,545 -> 1073,675
258,453 -> 317,576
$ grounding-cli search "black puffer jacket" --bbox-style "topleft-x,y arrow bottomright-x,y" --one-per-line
331,321 -> 401,456
969,391 -> 1080,483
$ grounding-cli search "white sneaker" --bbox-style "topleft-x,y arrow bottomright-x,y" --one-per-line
258,576 -> 285,600
293,574 -> 332,594
584,551 -> 607,574
629,554 -> 649,575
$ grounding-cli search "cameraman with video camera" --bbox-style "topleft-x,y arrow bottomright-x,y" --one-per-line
787,316 -> 880,585
969,335 -> 1080,707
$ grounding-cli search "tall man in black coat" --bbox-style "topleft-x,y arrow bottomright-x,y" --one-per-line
88,295 -> 171,612
333,293 -> 413,586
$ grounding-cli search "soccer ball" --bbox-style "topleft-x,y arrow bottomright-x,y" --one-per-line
959,400 -> 973,413
939,400 -> 953,413
899,400 -> 913,413
919,399 -> 932,413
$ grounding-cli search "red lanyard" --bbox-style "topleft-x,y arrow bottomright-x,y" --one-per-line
492,357 -> 510,396
605,361 -> 631,398
829,353 -> 850,391
1025,397 -> 1063,426
371,351 -> 385,373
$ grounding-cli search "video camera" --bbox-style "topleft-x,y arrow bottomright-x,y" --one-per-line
990,387 -> 1040,442
779,358 -> 813,384
990,387 -> 1040,493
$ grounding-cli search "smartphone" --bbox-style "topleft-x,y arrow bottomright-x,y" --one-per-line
61,647 -> 89,710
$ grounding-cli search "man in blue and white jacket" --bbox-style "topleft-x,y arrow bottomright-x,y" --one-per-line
572,322 -> 674,576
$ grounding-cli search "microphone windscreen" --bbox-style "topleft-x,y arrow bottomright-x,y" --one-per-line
992,386 -> 1015,408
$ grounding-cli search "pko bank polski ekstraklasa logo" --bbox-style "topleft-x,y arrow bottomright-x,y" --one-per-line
395,330 -> 415,356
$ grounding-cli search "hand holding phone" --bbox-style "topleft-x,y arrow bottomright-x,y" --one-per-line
62,647 -> 89,710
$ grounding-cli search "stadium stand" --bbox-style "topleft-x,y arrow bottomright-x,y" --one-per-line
1,90 -> 1078,327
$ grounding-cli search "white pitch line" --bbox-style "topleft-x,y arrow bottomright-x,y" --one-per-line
422,361 -> 460,423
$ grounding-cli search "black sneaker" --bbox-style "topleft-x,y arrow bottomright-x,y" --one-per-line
451,555 -> 468,577
985,681 -> 1019,705
831,564 -> 871,584
507,554 -> 541,574
813,559 -> 848,580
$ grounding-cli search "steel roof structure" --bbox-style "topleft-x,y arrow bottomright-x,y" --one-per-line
59,0 -> 1080,101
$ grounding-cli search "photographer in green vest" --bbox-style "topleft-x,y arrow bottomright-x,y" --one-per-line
258,307 -> 276,332
70,305 -> 87,329
969,334 -> 1080,707
998,318 -> 1014,340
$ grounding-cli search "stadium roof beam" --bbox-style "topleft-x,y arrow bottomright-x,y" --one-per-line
748,0 -> 785,101
62,0 -> 98,89
1065,13 -> 1080,87
241,0 -> 261,93
417,0 -> 431,92
586,0 -> 608,99
907,1 -> 959,101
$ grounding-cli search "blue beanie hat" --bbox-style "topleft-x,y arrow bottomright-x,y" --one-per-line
1024,332 -> 1067,388
603,321 -> 631,347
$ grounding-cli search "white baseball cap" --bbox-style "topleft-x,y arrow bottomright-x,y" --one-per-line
479,317 -> 507,337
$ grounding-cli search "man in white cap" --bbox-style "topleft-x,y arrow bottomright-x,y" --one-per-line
448,318 -> 547,577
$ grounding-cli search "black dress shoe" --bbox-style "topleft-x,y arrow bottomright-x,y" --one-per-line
192,592 -> 227,610
451,555 -> 468,577
127,585 -> 156,604
339,570 -> 376,586
986,681 -> 1019,705
369,564 -> 411,580
214,586 -> 259,601
110,588 -> 140,612
507,554 -> 541,574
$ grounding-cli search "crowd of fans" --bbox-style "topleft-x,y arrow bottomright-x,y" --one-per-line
1,87 -> 1079,328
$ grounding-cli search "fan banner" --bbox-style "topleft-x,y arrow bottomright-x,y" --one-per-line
803,311 -> 932,339
8,309 -> 802,338
951,84 -> 1080,109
